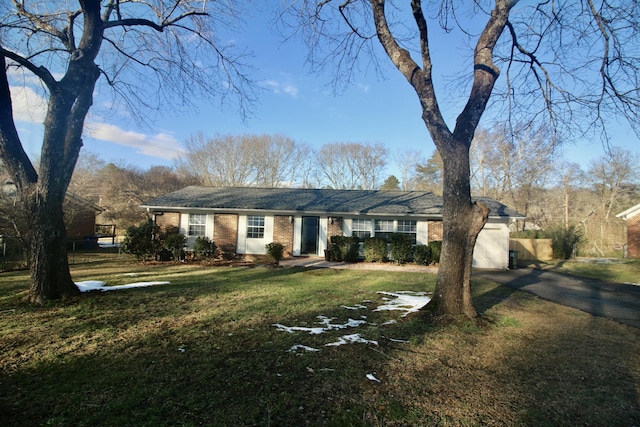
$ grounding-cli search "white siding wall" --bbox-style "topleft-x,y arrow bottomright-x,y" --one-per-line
180,213 -> 213,249
237,214 -> 273,255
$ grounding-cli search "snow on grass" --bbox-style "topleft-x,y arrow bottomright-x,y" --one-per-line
374,291 -> 430,317
274,291 -> 429,352
75,280 -> 170,292
288,345 -> 321,353
274,315 -> 367,335
325,333 -> 378,347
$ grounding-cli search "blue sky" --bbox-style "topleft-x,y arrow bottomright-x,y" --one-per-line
10,2 -> 639,176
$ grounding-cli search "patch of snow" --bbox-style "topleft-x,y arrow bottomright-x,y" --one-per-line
374,291 -> 430,317
325,333 -> 378,347
288,345 -> 320,353
273,315 -> 366,335
366,373 -> 381,383
75,280 -> 170,292
75,281 -> 106,291
341,304 -> 368,310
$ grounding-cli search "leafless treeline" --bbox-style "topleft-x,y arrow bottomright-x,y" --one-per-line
1,129 -> 632,255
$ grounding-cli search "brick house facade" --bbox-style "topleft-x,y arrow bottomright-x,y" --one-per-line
617,204 -> 640,258
142,187 -> 522,269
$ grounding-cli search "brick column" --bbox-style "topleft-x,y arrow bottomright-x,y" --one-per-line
214,213 -> 238,258
427,221 -> 443,242
273,215 -> 295,258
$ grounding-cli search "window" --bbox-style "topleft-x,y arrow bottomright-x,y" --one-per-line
352,219 -> 372,239
397,220 -> 417,244
374,219 -> 394,241
247,215 -> 265,239
188,214 -> 206,237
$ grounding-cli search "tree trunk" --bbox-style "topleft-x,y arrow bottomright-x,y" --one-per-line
429,140 -> 489,318
25,190 -> 79,304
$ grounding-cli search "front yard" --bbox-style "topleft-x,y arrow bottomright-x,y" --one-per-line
1,257 -> 639,426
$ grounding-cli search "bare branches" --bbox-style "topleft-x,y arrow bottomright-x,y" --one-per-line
498,0 -> 640,143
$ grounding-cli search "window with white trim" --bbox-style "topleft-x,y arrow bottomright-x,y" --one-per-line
188,214 -> 206,237
351,219 -> 372,239
397,220 -> 417,244
247,215 -> 265,239
374,219 -> 394,241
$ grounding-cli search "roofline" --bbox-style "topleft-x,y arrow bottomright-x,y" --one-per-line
141,205 -> 517,220
616,203 -> 640,220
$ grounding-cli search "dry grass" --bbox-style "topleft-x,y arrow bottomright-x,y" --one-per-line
0,255 -> 639,426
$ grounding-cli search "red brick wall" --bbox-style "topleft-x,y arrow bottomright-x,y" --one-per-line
155,212 -> 180,230
273,215 -> 295,258
428,221 -> 443,242
66,209 -> 96,241
214,213 -> 238,256
627,216 -> 640,258
327,217 -> 344,246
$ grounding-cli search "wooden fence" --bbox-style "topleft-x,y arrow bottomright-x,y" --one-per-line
509,238 -> 553,262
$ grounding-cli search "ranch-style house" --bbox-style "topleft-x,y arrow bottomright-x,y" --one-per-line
141,186 -> 524,269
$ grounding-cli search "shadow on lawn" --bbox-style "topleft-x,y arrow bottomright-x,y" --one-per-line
2,266 -> 639,426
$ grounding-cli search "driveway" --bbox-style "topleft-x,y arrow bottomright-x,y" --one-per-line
476,268 -> 640,328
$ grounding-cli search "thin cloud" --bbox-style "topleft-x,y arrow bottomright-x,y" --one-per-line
10,85 -> 47,123
86,123 -> 186,160
264,79 -> 299,98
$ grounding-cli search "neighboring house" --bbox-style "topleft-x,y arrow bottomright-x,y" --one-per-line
616,203 -> 640,258
64,193 -> 106,246
141,186 -> 524,269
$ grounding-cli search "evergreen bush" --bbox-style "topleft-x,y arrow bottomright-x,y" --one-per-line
548,225 -> 584,259
122,220 -> 158,260
265,242 -> 285,266
363,237 -> 387,262
390,233 -> 412,264
193,236 -> 216,260
413,244 -> 431,265
160,226 -> 187,260
428,240 -> 442,263
329,236 -> 360,262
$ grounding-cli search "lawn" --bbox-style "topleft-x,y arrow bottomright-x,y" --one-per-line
1,256 -> 639,426
541,257 -> 640,284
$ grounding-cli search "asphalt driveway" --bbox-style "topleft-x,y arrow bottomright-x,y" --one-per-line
476,268 -> 640,328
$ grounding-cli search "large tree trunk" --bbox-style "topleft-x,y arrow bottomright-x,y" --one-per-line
430,139 -> 489,318
25,189 -> 79,304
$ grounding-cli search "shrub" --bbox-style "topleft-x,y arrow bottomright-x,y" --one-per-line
413,244 -> 431,266
548,225 -> 584,259
265,242 -> 285,266
193,236 -> 216,260
390,233 -> 413,265
329,236 -> 360,262
160,226 -> 187,260
122,220 -> 158,260
363,237 -> 387,262
428,240 -> 442,264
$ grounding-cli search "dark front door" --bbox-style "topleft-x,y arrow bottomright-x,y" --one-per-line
301,216 -> 320,255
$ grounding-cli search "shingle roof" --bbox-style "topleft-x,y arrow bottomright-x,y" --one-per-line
141,186 -> 523,219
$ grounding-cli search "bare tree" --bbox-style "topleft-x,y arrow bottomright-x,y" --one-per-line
0,1 -> 256,303
313,142 -> 388,189
178,133 -> 309,187
283,1 -> 640,317
471,123 -> 557,230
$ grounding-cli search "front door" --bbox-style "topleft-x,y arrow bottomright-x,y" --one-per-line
301,216 -> 320,255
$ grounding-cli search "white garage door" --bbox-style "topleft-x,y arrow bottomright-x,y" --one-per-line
473,224 -> 509,269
